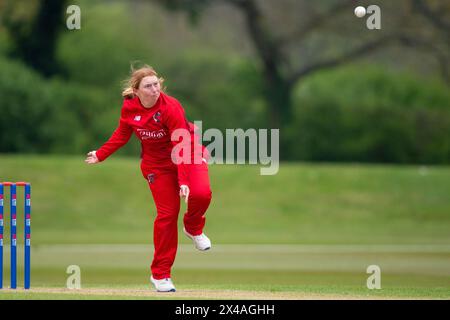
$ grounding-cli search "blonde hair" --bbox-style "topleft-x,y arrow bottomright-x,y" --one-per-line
122,64 -> 165,99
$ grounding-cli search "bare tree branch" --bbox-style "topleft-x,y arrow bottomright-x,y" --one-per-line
288,34 -> 404,85
411,0 -> 450,34
276,0 -> 355,46
288,31 -> 449,86
397,34 -> 449,84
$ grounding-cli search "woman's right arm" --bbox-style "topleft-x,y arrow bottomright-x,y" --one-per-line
85,111 -> 133,164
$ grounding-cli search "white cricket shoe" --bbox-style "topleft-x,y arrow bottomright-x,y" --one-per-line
183,227 -> 211,251
150,276 -> 176,292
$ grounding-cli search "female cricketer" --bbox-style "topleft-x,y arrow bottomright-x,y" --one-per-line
84,65 -> 212,292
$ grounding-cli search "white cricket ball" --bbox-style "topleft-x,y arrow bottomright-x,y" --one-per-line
354,6 -> 366,18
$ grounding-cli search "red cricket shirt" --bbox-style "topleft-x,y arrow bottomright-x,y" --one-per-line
96,92 -> 205,186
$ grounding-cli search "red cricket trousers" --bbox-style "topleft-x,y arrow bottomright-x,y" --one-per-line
141,161 -> 212,280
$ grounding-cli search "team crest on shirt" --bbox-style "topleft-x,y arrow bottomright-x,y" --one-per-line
137,128 -> 167,140
134,115 -> 141,121
153,111 -> 161,123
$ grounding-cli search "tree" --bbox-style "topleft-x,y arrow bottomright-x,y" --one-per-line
0,0 -> 67,77
154,0 -> 449,129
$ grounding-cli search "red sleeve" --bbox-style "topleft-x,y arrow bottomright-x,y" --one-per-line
164,100 -> 190,186
96,106 -> 133,162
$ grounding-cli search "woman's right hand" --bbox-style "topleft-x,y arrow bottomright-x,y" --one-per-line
85,150 -> 99,164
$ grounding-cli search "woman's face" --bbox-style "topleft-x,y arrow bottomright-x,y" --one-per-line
135,75 -> 161,108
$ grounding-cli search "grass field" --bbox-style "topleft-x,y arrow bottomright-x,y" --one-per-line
0,155 -> 449,299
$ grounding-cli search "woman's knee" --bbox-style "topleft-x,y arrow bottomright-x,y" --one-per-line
155,210 -> 179,225
189,188 -> 212,203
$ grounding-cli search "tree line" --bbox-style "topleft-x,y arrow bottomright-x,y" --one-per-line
0,0 -> 449,163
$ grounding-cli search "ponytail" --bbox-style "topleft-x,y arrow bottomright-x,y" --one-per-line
122,87 -> 135,99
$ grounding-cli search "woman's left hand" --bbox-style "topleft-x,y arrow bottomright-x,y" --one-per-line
179,185 -> 190,203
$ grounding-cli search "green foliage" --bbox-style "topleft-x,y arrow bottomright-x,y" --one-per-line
0,57 -> 52,152
0,27 -> 10,55
1,0 -> 449,164
0,57 -> 117,154
288,66 -> 450,163
161,0 -> 213,25
57,0 -> 151,88
163,51 -> 267,130
1,0 -> 67,76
